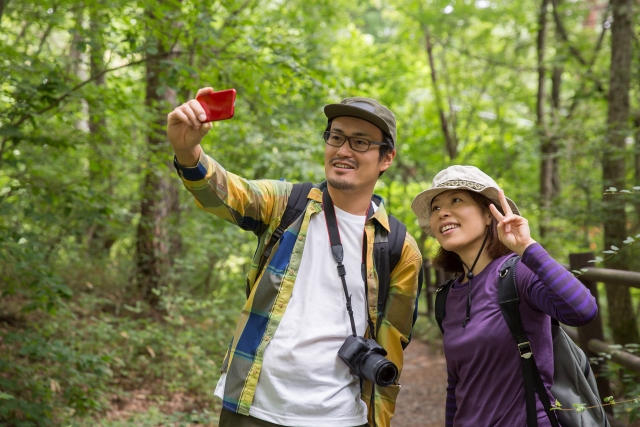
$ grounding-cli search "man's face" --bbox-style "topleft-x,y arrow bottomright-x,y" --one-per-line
324,116 -> 395,192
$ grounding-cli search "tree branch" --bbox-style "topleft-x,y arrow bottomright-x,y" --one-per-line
424,27 -> 457,159
550,0 -> 605,93
0,0 -> 8,26
566,2 -> 611,118
15,51 -> 193,126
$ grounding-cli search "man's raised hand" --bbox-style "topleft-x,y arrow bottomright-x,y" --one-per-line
167,87 -> 214,166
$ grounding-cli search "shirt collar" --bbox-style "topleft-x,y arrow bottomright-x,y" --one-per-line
308,182 -> 391,232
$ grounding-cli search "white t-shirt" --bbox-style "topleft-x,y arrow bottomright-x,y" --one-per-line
215,204 -> 373,426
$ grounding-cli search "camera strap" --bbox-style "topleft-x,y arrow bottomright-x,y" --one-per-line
322,189 -> 373,337
323,189 -> 379,427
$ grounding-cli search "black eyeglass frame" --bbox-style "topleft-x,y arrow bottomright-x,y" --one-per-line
322,131 -> 389,153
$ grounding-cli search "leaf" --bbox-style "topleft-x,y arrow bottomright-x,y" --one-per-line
634,186 -> 640,191
0,392 -> 15,400
620,190 -> 631,193
602,250 -> 615,254
146,346 -> 156,358
623,238 -> 635,244
580,268 -> 589,272
120,331 -> 129,339
571,270 -> 582,275
572,403 -> 586,412
636,234 -> 640,238
610,245 -> 619,251
606,187 -> 617,192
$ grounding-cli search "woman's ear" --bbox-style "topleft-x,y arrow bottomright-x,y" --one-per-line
486,214 -> 492,226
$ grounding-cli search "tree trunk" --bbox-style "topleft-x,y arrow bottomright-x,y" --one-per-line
424,27 -> 457,160
537,0 -> 550,238
136,5 -> 182,306
87,8 -> 116,256
634,114 -> 640,224
603,0 -> 638,345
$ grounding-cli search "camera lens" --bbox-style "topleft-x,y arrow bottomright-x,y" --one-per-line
375,362 -> 398,387
360,353 -> 398,387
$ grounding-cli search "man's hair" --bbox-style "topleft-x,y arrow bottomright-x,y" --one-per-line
431,191 -> 512,273
325,120 -> 395,177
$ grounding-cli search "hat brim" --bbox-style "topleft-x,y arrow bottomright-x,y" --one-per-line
411,186 -> 520,237
324,104 -> 392,138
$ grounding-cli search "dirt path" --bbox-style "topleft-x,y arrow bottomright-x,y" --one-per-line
104,338 -> 448,426
393,339 -> 447,427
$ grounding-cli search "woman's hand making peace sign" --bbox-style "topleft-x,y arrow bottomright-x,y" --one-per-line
489,190 -> 537,257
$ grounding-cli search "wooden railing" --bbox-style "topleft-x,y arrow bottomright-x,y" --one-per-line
421,252 -> 640,419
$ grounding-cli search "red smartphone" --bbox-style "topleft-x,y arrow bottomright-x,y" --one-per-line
196,89 -> 236,122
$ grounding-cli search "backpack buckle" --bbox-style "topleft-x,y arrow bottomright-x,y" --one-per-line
518,342 -> 532,359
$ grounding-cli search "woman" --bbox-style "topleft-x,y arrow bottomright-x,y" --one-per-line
411,165 -> 597,427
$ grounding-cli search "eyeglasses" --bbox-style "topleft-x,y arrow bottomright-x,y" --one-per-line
323,131 -> 388,153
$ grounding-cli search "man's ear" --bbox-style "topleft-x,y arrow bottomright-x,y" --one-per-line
379,149 -> 396,173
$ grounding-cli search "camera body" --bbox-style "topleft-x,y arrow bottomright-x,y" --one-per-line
338,335 -> 398,387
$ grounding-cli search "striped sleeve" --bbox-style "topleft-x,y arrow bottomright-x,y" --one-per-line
175,150 -> 291,234
520,243 -> 598,326
445,368 -> 458,426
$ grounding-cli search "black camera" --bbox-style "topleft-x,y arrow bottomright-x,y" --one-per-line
338,335 -> 398,387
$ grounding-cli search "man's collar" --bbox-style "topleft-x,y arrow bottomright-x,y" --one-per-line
309,182 -> 391,232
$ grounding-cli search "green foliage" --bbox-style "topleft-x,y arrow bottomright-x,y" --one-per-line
1,0 -> 639,423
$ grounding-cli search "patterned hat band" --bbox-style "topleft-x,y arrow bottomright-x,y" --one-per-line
436,180 -> 486,192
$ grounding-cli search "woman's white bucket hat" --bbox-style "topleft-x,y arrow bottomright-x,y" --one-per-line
411,165 -> 520,236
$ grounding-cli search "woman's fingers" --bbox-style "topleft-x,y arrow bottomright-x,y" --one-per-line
498,190 -> 513,216
489,203 -> 504,222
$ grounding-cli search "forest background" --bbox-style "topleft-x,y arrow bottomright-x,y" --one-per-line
1,0 -> 639,425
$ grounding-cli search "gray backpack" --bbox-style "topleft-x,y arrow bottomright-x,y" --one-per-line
435,255 -> 609,427
550,319 -> 610,427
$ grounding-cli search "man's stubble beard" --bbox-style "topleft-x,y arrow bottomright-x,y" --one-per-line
327,178 -> 356,191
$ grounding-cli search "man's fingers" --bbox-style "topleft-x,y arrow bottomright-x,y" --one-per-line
489,203 -> 504,222
187,99 -> 207,122
196,87 -> 214,98
199,122 -> 212,135
170,108 -> 194,127
180,104 -> 200,128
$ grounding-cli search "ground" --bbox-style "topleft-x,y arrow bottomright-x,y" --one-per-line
101,337 -> 448,427
393,339 -> 447,427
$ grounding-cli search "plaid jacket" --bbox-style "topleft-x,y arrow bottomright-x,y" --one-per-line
175,149 -> 422,427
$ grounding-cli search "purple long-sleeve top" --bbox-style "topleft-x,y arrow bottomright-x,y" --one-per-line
443,243 -> 597,427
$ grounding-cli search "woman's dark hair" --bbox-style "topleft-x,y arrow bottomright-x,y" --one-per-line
432,190 -> 512,273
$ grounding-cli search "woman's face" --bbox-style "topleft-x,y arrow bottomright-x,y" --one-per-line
429,190 -> 492,254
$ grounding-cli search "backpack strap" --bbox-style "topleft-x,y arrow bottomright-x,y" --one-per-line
249,182 -> 313,297
498,255 -> 560,427
434,279 -> 455,334
373,215 -> 422,348
375,215 -> 406,322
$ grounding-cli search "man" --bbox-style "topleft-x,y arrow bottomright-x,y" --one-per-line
167,87 -> 422,427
